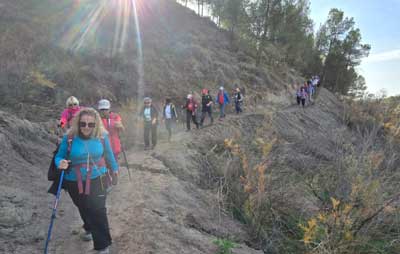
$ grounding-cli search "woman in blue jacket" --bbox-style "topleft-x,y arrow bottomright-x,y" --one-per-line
56,108 -> 118,254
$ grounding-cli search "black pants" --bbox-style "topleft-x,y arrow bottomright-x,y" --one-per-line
297,96 -> 301,105
235,102 -> 242,114
186,111 -> 199,130
200,108 -> 213,126
165,119 -> 175,141
66,177 -> 111,250
301,98 -> 306,107
144,121 -> 157,148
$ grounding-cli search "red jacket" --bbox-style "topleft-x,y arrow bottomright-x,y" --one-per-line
101,112 -> 122,156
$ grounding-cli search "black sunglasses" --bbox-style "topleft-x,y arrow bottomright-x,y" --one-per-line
79,122 -> 96,128
69,103 -> 78,106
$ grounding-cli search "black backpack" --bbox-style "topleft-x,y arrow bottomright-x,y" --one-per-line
47,135 -> 73,195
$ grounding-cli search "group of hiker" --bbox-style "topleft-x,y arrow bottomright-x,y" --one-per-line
140,86 -> 244,149
295,76 -> 320,107
47,85 -> 244,253
46,73 -> 326,252
182,86 -> 244,129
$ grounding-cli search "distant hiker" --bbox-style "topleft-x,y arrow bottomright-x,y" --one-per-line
182,94 -> 199,131
233,87 -> 243,114
55,108 -> 118,254
162,98 -> 178,142
313,75 -> 320,88
139,97 -> 158,150
200,89 -> 213,127
296,88 -> 302,106
300,88 -> 308,108
307,82 -> 314,103
311,76 -> 319,95
215,86 -> 230,120
59,96 -> 81,132
98,99 -> 124,161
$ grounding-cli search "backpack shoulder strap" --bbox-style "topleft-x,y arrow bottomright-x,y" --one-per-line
172,104 -> 178,118
67,134 -> 74,156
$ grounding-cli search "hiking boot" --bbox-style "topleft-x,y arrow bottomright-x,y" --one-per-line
97,247 -> 110,254
80,231 -> 92,241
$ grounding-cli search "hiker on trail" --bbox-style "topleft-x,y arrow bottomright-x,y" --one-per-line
139,97 -> 158,150
200,89 -> 213,127
59,96 -> 81,132
233,87 -> 243,114
162,98 -> 178,142
307,82 -> 314,103
55,108 -> 118,254
300,88 -> 308,108
215,86 -> 230,120
98,99 -> 124,160
182,94 -> 199,131
296,88 -> 302,106
313,75 -> 320,88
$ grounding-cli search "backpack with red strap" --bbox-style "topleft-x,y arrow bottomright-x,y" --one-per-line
47,135 -> 107,195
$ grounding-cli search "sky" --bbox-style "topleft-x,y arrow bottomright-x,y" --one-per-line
309,0 -> 400,96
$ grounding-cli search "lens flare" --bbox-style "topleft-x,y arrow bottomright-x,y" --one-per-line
57,0 -> 147,57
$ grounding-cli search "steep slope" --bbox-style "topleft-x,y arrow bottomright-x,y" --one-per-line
0,0 -> 298,121
0,111 -> 55,253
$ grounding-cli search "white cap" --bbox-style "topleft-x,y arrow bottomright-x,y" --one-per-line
219,86 -> 224,90
98,99 -> 111,110
187,94 -> 193,99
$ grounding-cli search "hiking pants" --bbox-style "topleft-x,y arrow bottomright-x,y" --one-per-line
219,103 -> 226,118
235,101 -> 242,114
144,121 -> 157,148
200,107 -> 213,126
165,118 -> 175,141
65,177 -> 111,251
301,98 -> 306,107
186,111 -> 199,130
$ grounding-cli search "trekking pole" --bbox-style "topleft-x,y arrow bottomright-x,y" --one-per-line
44,170 -> 65,254
120,139 -> 132,181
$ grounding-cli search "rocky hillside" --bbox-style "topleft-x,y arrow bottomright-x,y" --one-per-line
0,0 -> 298,122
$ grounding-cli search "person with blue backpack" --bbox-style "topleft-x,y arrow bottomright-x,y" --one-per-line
216,86 -> 230,120
55,108 -> 118,254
